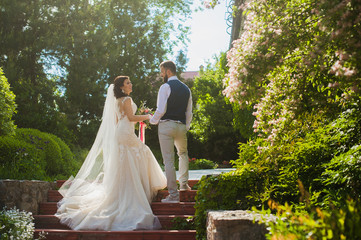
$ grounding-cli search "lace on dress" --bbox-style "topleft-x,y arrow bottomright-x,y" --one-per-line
115,96 -> 131,121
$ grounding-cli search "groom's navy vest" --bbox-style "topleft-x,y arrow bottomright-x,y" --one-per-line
161,79 -> 190,124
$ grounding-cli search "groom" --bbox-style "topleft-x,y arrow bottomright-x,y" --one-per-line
150,60 -> 193,203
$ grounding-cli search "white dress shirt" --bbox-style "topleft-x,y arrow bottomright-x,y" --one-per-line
150,76 -> 193,130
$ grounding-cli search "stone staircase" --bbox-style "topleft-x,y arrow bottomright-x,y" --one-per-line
33,180 -> 198,240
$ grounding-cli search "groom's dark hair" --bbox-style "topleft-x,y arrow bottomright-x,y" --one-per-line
160,60 -> 176,74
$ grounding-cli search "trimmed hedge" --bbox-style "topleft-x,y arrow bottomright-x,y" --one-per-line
0,136 -> 47,180
0,128 -> 78,180
45,132 -> 79,177
15,128 -> 63,176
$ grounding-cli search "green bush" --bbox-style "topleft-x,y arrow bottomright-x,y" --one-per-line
45,132 -> 80,177
189,158 -> 218,170
193,105 -> 361,239
271,129 -> 333,205
288,107 -> 361,206
14,128 -> 63,176
0,136 -> 47,180
230,106 -> 361,207
256,199 -> 361,240
322,144 -> 361,204
0,68 -> 17,136
0,128 -> 79,180
194,167 -> 268,240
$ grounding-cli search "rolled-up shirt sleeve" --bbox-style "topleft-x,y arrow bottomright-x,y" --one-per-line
150,84 -> 170,125
186,93 -> 193,131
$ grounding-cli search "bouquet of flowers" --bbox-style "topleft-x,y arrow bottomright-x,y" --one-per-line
137,101 -> 153,143
138,101 -> 154,116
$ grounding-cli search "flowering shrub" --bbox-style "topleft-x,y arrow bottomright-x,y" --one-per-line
231,104 -> 361,203
194,105 -> 361,239
0,207 -> 45,240
223,0 -> 361,144
194,2 -> 361,239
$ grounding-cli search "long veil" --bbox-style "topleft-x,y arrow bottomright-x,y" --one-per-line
56,84 -> 167,231
58,84 -> 117,197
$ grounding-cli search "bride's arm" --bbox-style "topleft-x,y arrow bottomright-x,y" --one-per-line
123,97 -> 150,122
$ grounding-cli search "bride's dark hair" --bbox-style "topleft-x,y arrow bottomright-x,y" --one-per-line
113,75 -> 129,99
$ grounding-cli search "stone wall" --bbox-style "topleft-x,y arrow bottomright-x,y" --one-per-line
207,210 -> 276,240
0,180 -> 56,214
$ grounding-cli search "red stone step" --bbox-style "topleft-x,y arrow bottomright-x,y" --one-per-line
34,229 -> 196,240
56,179 -> 199,189
154,190 -> 197,202
39,202 -> 196,215
34,215 -> 194,230
47,190 -> 61,202
48,189 -> 197,202
151,202 -> 195,215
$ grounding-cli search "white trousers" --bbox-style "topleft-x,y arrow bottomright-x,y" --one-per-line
158,121 -> 189,197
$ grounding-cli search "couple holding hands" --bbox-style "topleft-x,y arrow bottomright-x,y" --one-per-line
55,60 -> 193,231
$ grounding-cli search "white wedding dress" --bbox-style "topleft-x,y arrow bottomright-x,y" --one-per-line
55,85 -> 167,231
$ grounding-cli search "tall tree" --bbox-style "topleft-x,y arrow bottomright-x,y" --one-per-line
189,53 -> 253,162
0,0 -> 192,147
0,0 -> 73,142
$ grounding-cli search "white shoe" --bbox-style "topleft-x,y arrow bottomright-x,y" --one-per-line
161,195 -> 179,203
179,183 -> 191,191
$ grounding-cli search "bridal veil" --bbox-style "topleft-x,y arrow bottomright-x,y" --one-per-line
56,84 -> 167,230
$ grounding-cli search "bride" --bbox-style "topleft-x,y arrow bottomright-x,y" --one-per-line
55,76 -> 167,231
